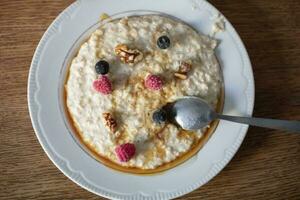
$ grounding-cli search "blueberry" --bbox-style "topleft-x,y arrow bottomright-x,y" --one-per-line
95,60 -> 109,75
152,109 -> 167,124
157,35 -> 171,49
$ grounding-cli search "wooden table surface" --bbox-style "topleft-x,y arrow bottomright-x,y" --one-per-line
1,0 -> 300,199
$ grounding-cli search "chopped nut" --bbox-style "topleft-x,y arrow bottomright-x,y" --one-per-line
120,18 -> 129,25
179,61 -> 192,73
156,132 -> 164,140
174,61 -> 192,80
115,44 -> 143,64
99,13 -> 110,22
102,113 -> 117,132
174,72 -> 187,80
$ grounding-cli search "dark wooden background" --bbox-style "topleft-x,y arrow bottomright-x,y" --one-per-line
1,0 -> 300,199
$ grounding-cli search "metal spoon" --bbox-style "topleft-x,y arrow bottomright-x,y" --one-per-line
170,96 -> 300,132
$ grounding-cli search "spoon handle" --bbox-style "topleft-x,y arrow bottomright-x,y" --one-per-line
216,114 -> 300,133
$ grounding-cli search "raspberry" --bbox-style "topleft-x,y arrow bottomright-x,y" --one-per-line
93,75 -> 112,95
145,74 -> 163,90
115,143 -> 136,162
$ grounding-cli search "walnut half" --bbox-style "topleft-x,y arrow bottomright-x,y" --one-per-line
102,113 -> 117,133
115,44 -> 143,64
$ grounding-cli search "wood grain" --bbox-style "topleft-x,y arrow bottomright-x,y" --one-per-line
0,0 -> 299,199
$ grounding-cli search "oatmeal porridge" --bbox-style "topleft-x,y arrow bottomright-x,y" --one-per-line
65,15 -> 222,170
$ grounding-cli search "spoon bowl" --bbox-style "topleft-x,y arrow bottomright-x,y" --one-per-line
171,96 -> 216,131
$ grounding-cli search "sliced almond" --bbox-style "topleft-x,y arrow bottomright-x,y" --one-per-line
174,72 -> 188,80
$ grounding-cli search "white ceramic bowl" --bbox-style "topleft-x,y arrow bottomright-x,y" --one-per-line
28,0 -> 255,199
